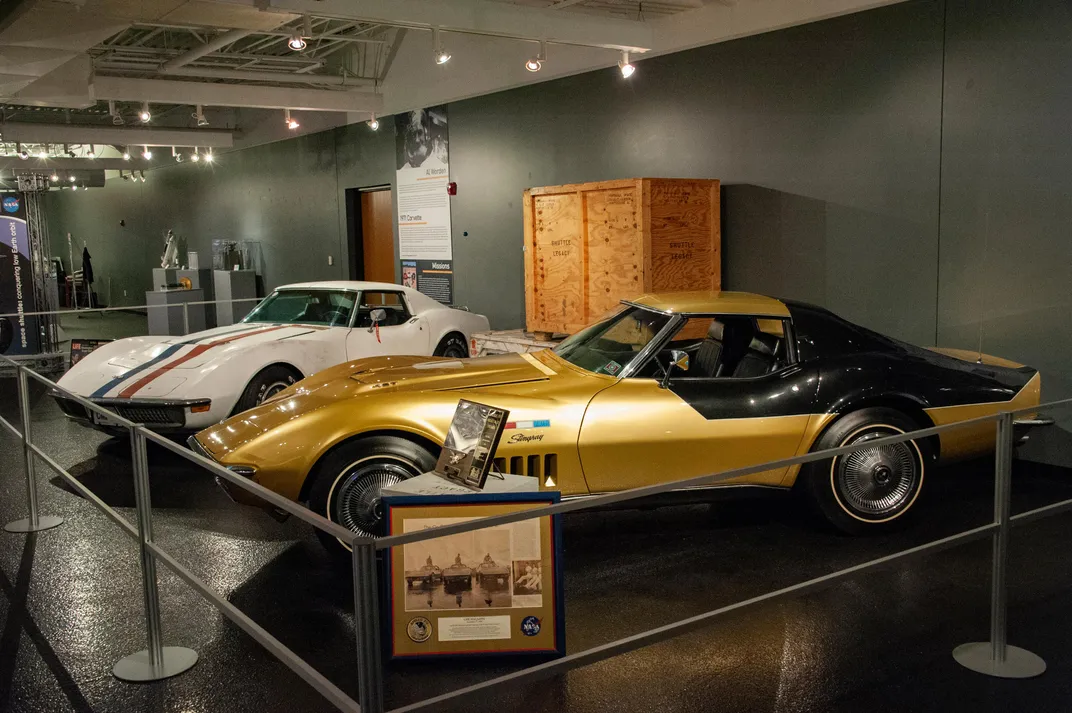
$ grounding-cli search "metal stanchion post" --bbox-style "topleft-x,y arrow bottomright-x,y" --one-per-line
353,538 -> 385,713
182,303 -> 190,335
4,367 -> 63,533
113,427 -> 198,682
953,411 -> 1046,678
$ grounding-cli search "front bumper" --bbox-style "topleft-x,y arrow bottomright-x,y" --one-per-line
188,436 -> 281,516
51,390 -> 210,433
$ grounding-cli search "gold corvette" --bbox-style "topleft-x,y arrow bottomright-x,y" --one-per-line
191,292 -> 1042,549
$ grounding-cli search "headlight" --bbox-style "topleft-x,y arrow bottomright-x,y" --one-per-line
226,465 -> 257,479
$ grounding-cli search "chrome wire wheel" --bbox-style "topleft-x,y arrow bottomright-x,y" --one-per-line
329,456 -> 420,538
833,426 -> 921,519
258,380 -> 291,404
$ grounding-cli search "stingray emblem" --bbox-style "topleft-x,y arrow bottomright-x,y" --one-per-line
448,451 -> 465,465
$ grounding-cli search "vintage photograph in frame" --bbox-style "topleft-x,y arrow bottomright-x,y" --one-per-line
433,399 -> 509,490
385,492 -> 564,659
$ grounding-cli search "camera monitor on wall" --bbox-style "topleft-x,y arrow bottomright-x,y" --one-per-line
433,399 -> 509,491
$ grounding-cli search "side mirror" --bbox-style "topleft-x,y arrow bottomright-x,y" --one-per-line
367,308 -> 387,332
660,349 -> 689,388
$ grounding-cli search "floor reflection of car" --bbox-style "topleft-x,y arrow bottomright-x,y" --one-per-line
475,554 -> 510,590
442,554 -> 473,593
192,291 -> 1044,552
405,556 -> 442,589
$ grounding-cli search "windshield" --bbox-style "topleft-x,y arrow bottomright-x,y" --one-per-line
243,289 -> 355,327
553,305 -> 674,376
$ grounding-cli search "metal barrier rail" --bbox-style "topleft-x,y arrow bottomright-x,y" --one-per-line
0,296 -> 262,320
0,297 -> 264,341
0,357 -> 373,712
2,351 -> 1072,712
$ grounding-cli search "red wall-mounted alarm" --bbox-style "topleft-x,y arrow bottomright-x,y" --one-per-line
447,181 -> 457,195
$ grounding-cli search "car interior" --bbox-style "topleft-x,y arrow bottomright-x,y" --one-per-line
638,316 -> 789,380
353,291 -> 412,328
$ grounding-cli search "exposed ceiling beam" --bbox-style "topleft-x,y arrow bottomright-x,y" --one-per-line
214,0 -> 654,51
0,158 -> 150,170
0,122 -> 235,148
161,29 -> 257,72
96,65 -> 375,87
92,75 -> 384,113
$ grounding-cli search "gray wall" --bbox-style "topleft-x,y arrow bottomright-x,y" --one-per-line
45,0 -> 1072,399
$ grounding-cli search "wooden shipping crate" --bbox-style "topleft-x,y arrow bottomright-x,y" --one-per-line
523,178 -> 721,335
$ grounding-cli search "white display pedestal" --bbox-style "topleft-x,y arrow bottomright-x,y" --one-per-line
146,289 -> 206,336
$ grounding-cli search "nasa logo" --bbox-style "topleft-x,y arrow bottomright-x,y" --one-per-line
520,616 -> 541,637
2,196 -> 20,213
406,616 -> 432,643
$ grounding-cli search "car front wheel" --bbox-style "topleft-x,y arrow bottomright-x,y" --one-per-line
308,435 -> 436,553
799,407 -> 926,534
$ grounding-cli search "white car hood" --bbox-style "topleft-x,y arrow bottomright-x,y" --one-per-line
58,322 -> 331,400
105,323 -> 324,371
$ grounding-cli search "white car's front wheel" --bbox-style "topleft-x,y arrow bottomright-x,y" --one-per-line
232,364 -> 301,415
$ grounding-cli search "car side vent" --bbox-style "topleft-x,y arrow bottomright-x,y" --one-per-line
490,454 -> 558,478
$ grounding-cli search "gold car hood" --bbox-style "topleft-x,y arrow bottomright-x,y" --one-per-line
194,352 -> 559,457
347,352 -> 554,392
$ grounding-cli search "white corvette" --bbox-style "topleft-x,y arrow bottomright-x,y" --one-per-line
53,281 -> 490,433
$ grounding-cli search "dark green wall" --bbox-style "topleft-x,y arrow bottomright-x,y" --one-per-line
45,0 -> 1072,399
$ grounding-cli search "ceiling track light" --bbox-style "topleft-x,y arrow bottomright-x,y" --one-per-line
367,113 -> 379,130
433,26 -> 451,65
68,174 -> 76,183
139,102 -> 151,123
172,146 -> 184,163
525,41 -> 546,72
122,148 -> 131,161
284,108 -> 299,130
619,50 -> 636,78
86,144 -> 96,159
288,16 -> 309,51
204,149 -> 214,163
38,144 -> 49,159
109,99 -> 124,126
50,171 -> 59,182
193,104 -> 208,127
142,145 -> 152,160
191,148 -> 201,163
16,143 -> 27,160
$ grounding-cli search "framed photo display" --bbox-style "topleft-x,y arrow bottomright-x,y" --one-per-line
384,492 -> 564,659
433,399 -> 509,490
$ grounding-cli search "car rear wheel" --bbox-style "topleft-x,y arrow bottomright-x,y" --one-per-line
799,407 -> 925,534
233,365 -> 300,414
308,435 -> 437,553
434,333 -> 468,359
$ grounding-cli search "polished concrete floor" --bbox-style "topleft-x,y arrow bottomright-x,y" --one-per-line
2,381 -> 1072,713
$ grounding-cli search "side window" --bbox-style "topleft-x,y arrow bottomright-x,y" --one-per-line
354,291 -> 412,327
633,315 -> 792,380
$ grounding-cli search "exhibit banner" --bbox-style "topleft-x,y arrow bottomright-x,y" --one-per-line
396,105 -> 452,268
401,259 -> 454,305
0,194 -> 40,355
70,338 -> 114,366
386,493 -> 564,659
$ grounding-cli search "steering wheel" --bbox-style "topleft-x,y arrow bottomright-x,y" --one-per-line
324,307 -> 349,326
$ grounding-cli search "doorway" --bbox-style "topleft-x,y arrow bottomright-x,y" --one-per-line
346,186 -> 396,283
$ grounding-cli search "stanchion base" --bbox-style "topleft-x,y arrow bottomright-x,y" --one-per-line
4,515 -> 63,533
953,642 -> 1047,678
113,647 -> 198,682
